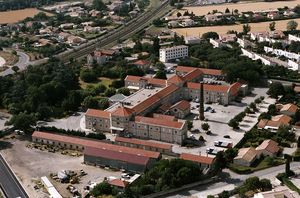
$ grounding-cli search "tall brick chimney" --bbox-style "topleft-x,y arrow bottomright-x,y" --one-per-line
199,82 -> 205,121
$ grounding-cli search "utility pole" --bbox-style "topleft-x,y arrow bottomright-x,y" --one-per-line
199,82 -> 205,120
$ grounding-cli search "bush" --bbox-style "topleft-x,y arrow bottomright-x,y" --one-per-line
228,119 -> 239,129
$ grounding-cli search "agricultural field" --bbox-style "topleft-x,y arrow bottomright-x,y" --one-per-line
0,8 -> 52,24
177,0 -> 300,16
173,18 -> 300,37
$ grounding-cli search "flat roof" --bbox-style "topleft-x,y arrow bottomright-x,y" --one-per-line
115,136 -> 173,150
32,131 -> 160,159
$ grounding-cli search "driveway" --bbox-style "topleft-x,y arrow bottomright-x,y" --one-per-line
0,51 -> 30,76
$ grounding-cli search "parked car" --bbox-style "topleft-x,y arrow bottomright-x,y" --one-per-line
191,129 -> 200,133
223,135 -> 231,139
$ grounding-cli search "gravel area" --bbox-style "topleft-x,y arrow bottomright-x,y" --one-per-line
0,137 -> 121,197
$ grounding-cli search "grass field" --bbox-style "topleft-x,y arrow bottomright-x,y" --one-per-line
79,77 -> 114,89
0,8 -> 53,24
173,18 -> 300,37
176,0 -> 300,16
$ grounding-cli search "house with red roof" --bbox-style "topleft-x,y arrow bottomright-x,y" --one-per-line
255,139 -> 280,157
257,114 -> 292,132
276,103 -> 299,117
133,60 -> 151,71
180,153 -> 215,171
87,49 -> 118,65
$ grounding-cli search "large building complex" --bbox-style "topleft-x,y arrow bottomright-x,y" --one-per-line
85,66 -> 247,145
32,131 -> 161,172
159,45 -> 189,63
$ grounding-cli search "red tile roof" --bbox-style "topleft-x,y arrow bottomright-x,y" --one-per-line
111,106 -> 135,117
279,103 -> 298,114
167,75 -> 184,84
187,82 -> 230,93
229,82 -> 242,96
256,139 -> 280,154
133,60 -> 150,65
183,69 -> 203,82
125,75 -> 166,87
84,146 -> 150,166
85,109 -> 110,119
135,116 -> 184,129
258,115 -> 292,129
170,100 -> 190,111
115,136 -> 173,150
132,84 -> 179,114
153,113 -> 176,121
176,66 -> 222,76
108,179 -> 129,188
32,131 -> 160,159
180,153 -> 215,165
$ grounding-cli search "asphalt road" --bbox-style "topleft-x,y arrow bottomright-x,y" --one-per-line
0,51 -> 31,77
0,154 -> 29,198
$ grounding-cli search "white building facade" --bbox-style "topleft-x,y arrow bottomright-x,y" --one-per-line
159,45 -> 188,63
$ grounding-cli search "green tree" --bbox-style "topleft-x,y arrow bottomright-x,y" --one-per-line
228,119 -> 239,129
80,69 -> 97,83
285,154 -> 291,175
90,182 -> 112,196
287,20 -> 298,31
93,0 -> 107,11
201,123 -> 210,131
155,70 -> 167,79
202,31 -> 219,40
267,82 -> 285,98
104,88 -> 116,97
260,178 -> 272,191
244,177 -> 260,191
258,112 -> 271,121
117,87 -> 130,96
83,96 -> 98,109
98,98 -> 109,109
62,90 -> 82,111
242,24 -> 251,35
177,12 -> 182,18
268,104 -> 277,115
225,8 -> 230,13
187,120 -> 193,130
8,112 -> 37,132
269,21 -> 276,31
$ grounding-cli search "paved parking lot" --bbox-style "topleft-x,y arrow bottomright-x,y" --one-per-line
173,88 -> 275,156
0,112 -> 10,131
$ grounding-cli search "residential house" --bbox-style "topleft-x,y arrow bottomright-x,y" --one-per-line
277,103 -> 298,116
254,186 -> 299,198
180,153 -> 215,171
219,34 -> 237,43
159,45 -> 188,63
267,11 -> 280,20
87,49 -> 118,65
132,60 -> 151,71
255,139 -> 280,157
234,147 -> 257,166
181,19 -> 195,27
184,36 -> 201,44
257,114 -> 292,131
67,35 -> 85,46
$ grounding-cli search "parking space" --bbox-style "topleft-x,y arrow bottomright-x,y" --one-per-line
173,88 -> 274,156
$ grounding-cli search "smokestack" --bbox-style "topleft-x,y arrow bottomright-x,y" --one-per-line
199,82 -> 205,121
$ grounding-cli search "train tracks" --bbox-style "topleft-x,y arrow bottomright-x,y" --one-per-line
57,0 -> 170,62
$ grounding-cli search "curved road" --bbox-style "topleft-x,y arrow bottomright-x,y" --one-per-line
0,154 -> 29,198
0,51 -> 31,77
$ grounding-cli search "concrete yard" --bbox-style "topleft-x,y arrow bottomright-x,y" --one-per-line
0,137 -> 121,198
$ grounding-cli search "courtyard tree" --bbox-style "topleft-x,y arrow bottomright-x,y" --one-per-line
201,123 -> 210,131
93,0 -> 107,11
154,70 -> 167,79
202,31 -> 219,40
228,119 -> 239,129
83,96 -> 98,109
269,21 -> 276,31
267,82 -> 285,98
98,98 -> 109,110
242,24 -> 251,35
117,87 -> 130,96
287,20 -> 298,31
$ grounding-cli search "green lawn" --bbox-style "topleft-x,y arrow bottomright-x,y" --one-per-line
229,157 -> 285,174
282,177 -> 300,194
79,77 -> 115,90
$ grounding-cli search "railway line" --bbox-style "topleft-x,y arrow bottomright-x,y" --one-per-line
57,0 -> 170,62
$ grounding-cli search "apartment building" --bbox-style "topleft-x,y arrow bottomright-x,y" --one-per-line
264,46 -> 300,62
159,45 -> 188,63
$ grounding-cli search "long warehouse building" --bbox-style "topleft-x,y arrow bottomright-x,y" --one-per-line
32,131 -> 161,172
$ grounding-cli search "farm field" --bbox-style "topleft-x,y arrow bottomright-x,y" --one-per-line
176,0 -> 300,16
173,18 -> 300,37
0,8 -> 53,24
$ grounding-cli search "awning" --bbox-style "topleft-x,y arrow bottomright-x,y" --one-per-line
110,126 -> 124,131
127,86 -> 139,90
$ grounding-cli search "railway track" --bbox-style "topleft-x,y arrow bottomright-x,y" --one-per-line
57,0 -> 170,62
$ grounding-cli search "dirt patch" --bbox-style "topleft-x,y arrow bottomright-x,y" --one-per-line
0,8 -> 53,24
173,18 -> 300,37
178,0 -> 300,16
0,51 -> 18,66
